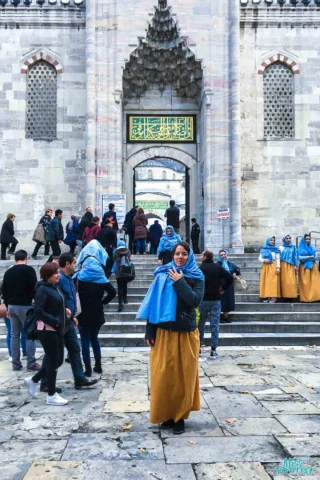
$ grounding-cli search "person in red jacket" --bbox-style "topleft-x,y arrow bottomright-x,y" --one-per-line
82,216 -> 101,246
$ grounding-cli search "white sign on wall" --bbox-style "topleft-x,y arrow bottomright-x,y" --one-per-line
217,208 -> 230,220
102,194 -> 126,228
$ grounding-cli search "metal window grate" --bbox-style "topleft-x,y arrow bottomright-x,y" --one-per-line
263,62 -> 294,139
26,60 -> 57,141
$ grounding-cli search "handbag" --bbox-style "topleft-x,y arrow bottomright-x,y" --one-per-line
0,303 -> 7,319
32,223 -> 46,245
24,307 -> 37,341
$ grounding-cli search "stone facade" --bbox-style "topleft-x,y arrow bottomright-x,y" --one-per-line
0,0 -> 319,251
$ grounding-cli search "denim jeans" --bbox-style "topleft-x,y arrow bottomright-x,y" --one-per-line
4,317 -> 27,357
76,239 -> 83,255
150,244 -> 159,254
8,305 -> 36,370
136,238 -> 146,254
79,326 -> 102,365
199,300 -> 221,349
40,323 -> 87,387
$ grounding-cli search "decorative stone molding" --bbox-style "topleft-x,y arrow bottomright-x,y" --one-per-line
21,49 -> 63,74
258,54 -> 300,75
127,146 -> 196,170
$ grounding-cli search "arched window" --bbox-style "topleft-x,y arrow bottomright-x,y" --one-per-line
26,60 -> 57,141
162,170 -> 167,180
263,62 -> 294,139
148,169 -> 153,180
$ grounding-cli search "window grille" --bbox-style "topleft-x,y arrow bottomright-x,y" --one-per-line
26,60 -> 57,141
263,62 -> 294,139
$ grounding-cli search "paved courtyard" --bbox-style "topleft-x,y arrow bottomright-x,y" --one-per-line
0,346 -> 320,479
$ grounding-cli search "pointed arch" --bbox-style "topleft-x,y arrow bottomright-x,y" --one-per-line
21,49 -> 63,74
258,53 -> 300,75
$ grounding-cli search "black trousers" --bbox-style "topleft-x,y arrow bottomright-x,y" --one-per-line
1,242 -> 16,259
69,242 -> 76,254
103,282 -> 117,305
48,241 -> 61,262
105,248 -> 114,278
32,330 -> 64,396
128,231 -> 135,254
32,241 -> 50,257
192,238 -> 200,254
117,278 -> 130,304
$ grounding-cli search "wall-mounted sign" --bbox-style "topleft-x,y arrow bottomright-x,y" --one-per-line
137,201 -> 169,210
127,115 -> 196,143
217,208 -> 230,220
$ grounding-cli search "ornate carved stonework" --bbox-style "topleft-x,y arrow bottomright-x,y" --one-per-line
123,0 -> 203,103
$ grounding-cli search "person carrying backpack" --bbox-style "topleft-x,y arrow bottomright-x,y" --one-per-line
113,241 -> 135,312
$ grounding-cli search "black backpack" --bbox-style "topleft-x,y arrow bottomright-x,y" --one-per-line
24,307 -> 37,341
119,255 -> 135,279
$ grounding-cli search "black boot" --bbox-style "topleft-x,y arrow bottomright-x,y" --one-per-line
94,359 -> 103,374
118,302 -> 124,312
84,363 -> 92,377
123,295 -> 128,305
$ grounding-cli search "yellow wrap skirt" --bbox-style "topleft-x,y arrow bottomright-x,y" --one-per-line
299,263 -> 320,303
260,262 -> 281,299
280,261 -> 298,298
149,328 -> 200,424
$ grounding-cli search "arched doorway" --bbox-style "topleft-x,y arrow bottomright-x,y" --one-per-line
133,158 -> 190,240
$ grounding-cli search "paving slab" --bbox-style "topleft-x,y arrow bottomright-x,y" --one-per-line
24,461 -> 84,479
80,460 -> 196,480
6,414 -> 80,439
203,387 -> 272,418
0,439 -> 68,462
261,400 -> 320,415
208,374 -> 267,386
287,371 -> 320,388
0,461 -> 31,480
161,410 -> 224,438
276,414 -> 320,434
276,434 -> 320,456
62,432 -> 164,461
216,416 -> 288,436
18,399 -> 105,415
194,462 -> 272,480
163,436 -> 286,463
78,412 -> 158,434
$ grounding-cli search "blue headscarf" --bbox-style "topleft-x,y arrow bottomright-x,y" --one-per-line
281,235 -> 298,267
298,234 -> 317,270
137,247 -> 204,324
218,250 -> 230,272
157,225 -> 182,254
73,240 -> 109,283
260,237 -> 281,264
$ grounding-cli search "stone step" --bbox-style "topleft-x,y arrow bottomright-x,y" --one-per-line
0,332 -> 319,348
109,280 -> 260,290
110,293 -> 263,303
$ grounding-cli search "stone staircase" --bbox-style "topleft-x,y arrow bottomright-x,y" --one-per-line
0,254 -> 320,347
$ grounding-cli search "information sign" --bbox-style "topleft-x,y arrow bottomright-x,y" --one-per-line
102,194 -> 126,228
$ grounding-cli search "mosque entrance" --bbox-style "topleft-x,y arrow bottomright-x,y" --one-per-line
133,158 -> 190,242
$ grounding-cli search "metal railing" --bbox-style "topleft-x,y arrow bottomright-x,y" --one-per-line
296,231 -> 320,248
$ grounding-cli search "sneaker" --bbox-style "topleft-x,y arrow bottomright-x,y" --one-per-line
31,255 -> 37,260
24,377 -> 39,398
27,362 -> 41,372
9,356 -> 12,362
40,385 -> 62,394
209,349 -> 218,360
161,419 -> 175,430
13,365 -> 23,371
75,379 -> 99,390
46,392 -> 68,406
173,419 -> 185,435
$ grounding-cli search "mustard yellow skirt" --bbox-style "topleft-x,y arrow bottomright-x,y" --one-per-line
260,262 -> 281,298
280,261 -> 298,298
299,263 -> 320,303
149,328 -> 200,424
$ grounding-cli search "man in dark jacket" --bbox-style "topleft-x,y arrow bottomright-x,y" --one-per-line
123,206 -> 138,253
199,250 -> 233,359
97,220 -> 117,277
39,253 -> 98,391
164,200 -> 180,232
47,209 -> 64,262
191,218 -> 200,254
102,203 -> 119,231
2,250 -> 39,371
1,213 -> 18,260
149,220 -> 163,254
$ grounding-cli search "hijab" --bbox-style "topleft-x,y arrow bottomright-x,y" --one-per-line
218,251 -> 230,272
67,215 -> 81,231
157,225 -> 182,254
298,234 -> 317,270
73,240 -> 109,283
260,237 -> 281,264
281,235 -> 298,267
136,247 -> 204,325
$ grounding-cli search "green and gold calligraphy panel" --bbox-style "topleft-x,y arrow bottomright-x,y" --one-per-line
137,201 -> 169,210
127,115 -> 196,143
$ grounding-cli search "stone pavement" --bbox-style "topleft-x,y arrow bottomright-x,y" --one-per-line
1,346 -> 320,479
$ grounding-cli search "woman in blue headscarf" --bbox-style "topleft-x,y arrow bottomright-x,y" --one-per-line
138,241 -> 204,435
73,240 -> 116,376
157,225 -> 182,265
217,250 -> 240,323
279,234 -> 298,300
259,236 -> 281,303
298,234 -> 320,302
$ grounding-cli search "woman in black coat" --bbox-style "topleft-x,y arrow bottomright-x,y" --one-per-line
218,250 -> 240,323
1,214 -> 18,260
74,240 -> 116,376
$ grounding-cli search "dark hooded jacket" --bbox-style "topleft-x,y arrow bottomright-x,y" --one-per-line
1,219 -> 18,244
149,221 -> 163,247
113,246 -> 132,279
34,281 -> 66,333
124,208 -> 137,234
77,212 -> 93,240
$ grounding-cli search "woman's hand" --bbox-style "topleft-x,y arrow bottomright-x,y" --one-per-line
233,273 -> 237,278
146,338 -> 155,348
264,259 -> 270,264
157,260 -> 162,265
311,255 -> 315,259
66,308 -> 72,318
168,267 -> 184,282
73,317 -> 79,326
276,267 -> 280,276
